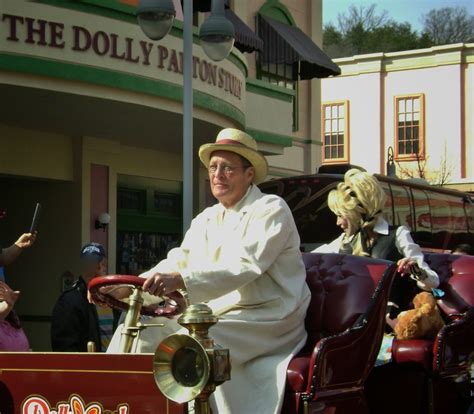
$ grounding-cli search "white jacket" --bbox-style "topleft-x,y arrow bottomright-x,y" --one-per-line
110,185 -> 311,414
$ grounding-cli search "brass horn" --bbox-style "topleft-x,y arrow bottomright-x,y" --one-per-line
153,304 -> 231,414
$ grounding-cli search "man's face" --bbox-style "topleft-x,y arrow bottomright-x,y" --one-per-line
83,257 -> 107,280
97,258 -> 108,275
208,151 -> 255,208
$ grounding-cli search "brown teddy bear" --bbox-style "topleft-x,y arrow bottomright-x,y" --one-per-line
394,292 -> 445,340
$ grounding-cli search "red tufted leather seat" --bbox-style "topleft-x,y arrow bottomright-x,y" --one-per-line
391,253 -> 474,377
282,253 -> 397,414
365,253 -> 474,414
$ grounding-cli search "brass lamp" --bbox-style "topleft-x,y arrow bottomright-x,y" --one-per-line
153,304 -> 231,414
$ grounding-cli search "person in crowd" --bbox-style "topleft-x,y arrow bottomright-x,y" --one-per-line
51,242 -> 120,352
0,232 -> 37,351
314,169 -> 439,329
452,243 -> 472,255
0,281 -> 29,351
106,128 -> 311,414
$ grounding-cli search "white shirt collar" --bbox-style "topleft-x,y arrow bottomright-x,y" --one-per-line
373,216 -> 389,235
217,184 -> 254,214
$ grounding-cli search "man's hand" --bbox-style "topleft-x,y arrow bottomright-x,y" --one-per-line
87,285 -> 132,306
14,232 -> 37,249
143,272 -> 185,297
0,232 -> 37,266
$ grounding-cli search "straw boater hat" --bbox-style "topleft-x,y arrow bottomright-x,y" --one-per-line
199,128 -> 268,184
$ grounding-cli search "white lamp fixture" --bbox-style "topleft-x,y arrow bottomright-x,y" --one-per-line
95,212 -> 111,231
137,0 -> 176,41
199,0 -> 235,61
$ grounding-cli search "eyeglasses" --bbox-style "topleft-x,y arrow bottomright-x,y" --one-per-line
208,164 -> 251,176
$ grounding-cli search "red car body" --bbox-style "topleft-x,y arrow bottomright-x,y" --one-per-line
0,353 -> 184,414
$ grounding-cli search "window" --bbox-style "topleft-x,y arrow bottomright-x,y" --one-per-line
153,192 -> 180,216
258,60 -> 298,131
117,188 -> 145,212
256,12 -> 299,131
395,94 -> 424,160
321,101 -> 349,163
259,63 -> 295,89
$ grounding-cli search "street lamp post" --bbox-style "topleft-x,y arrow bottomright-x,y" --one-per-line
386,146 -> 397,177
137,0 -> 234,234
182,0 -> 193,234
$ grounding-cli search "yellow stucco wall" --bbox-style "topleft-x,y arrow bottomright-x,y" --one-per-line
0,124 -> 74,181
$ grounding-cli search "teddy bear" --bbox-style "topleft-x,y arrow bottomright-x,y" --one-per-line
394,291 -> 445,340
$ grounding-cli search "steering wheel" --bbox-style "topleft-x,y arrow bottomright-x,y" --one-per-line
88,275 -> 184,318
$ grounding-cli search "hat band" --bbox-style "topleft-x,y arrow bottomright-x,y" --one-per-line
215,139 -> 247,147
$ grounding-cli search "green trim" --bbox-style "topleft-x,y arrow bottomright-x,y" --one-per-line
80,0 -> 137,15
291,136 -> 323,146
33,0 -> 248,77
34,0 -> 137,23
246,78 -> 295,102
247,128 -> 293,147
292,78 -> 299,132
117,214 -> 181,234
0,53 -> 245,127
258,0 -> 296,26
226,51 -> 248,78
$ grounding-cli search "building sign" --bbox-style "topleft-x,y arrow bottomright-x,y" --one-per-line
0,0 -> 245,108
21,395 -> 128,414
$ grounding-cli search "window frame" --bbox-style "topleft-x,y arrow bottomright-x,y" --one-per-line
394,93 -> 425,162
321,100 -> 350,164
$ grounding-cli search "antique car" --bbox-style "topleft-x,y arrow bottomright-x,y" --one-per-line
1,171 -> 473,414
259,168 -> 474,252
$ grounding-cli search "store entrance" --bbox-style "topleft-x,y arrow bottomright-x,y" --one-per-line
116,175 -> 182,275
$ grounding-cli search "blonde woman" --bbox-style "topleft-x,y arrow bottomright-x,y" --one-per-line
314,169 -> 439,328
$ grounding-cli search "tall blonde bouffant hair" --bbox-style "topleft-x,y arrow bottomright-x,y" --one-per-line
328,169 -> 387,256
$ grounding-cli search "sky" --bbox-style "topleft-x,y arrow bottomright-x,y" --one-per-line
323,0 -> 474,32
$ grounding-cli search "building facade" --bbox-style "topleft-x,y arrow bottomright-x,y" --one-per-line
0,0 -> 328,350
321,43 -> 474,192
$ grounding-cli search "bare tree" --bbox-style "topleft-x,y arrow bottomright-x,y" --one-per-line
431,143 -> 453,186
395,143 -> 453,187
336,4 -> 390,36
421,6 -> 474,45
396,152 -> 427,180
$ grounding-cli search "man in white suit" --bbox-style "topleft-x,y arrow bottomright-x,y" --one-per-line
109,128 -> 310,414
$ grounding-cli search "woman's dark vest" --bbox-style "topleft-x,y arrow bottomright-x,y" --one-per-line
339,225 -> 403,262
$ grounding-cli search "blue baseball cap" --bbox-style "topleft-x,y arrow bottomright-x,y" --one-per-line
80,242 -> 106,261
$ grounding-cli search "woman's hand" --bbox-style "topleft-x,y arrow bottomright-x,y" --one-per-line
396,257 -> 417,276
143,272 -> 185,297
0,281 -> 20,307
0,281 -> 20,320
14,232 -> 37,249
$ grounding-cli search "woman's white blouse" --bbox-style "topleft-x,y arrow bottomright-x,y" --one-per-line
313,218 -> 439,290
